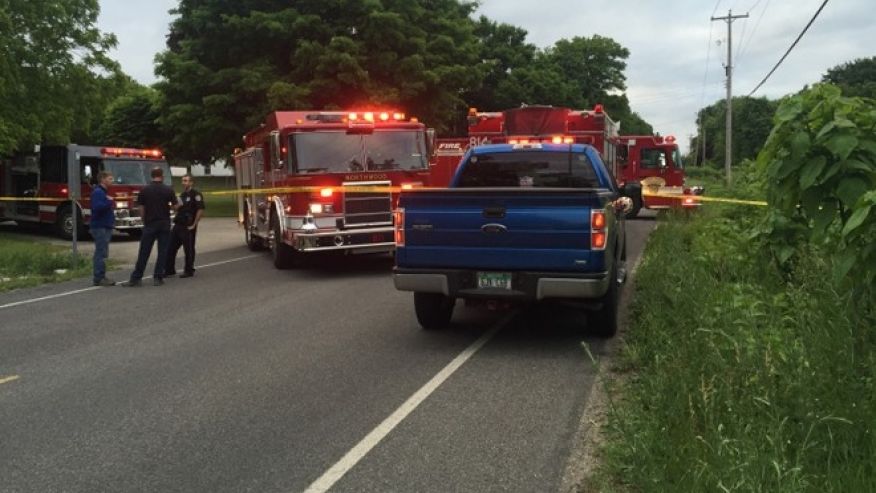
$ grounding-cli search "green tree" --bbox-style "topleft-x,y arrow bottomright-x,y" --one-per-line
155,0 -> 482,163
822,56 -> 876,99
0,0 -> 120,154
690,96 -> 778,166
97,85 -> 163,148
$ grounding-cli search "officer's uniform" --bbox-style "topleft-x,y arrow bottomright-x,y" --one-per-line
165,188 -> 205,276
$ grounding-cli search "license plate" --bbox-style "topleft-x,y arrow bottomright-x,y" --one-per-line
477,272 -> 512,290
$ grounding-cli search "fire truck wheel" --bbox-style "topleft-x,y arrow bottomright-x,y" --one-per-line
414,293 -> 455,330
625,193 -> 642,219
589,263 -> 619,338
271,219 -> 297,269
55,205 -> 85,240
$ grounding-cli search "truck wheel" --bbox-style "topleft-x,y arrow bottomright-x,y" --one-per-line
55,205 -> 85,240
271,219 -> 296,269
414,293 -> 455,330
244,209 -> 265,251
589,264 -> 620,338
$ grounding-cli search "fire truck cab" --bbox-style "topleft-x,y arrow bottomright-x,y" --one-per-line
432,105 -> 700,217
234,110 -> 433,269
0,145 -> 171,238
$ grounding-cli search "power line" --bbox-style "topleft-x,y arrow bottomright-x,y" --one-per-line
736,0 -> 771,65
748,0 -> 830,96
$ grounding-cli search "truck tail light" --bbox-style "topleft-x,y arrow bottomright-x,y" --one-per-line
394,208 -> 405,246
591,209 -> 607,250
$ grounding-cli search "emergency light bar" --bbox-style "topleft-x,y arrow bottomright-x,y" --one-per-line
508,136 -> 575,145
101,147 -> 164,159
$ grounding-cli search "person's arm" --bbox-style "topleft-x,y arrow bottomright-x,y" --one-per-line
189,191 -> 205,230
91,188 -> 113,213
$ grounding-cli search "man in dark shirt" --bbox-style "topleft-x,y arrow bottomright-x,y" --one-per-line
125,167 -> 178,287
165,174 -> 205,278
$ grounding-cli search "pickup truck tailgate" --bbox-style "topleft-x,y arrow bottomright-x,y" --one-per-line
399,189 -> 609,272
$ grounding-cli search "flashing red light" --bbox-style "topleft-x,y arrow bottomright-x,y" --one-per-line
61,187 -> 68,195
665,135 -> 677,143
379,112 -> 390,121
551,136 -> 563,144
508,139 -> 519,144
594,104 -> 604,114
320,188 -> 333,198
348,112 -> 358,121
563,137 -> 575,144
393,112 -> 405,121
363,112 -> 375,122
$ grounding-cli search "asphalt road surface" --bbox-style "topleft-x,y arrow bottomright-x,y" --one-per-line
0,215 -> 656,493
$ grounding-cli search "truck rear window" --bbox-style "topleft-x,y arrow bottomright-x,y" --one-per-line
456,151 -> 599,188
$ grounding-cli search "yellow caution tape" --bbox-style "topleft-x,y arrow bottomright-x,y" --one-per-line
642,191 -> 767,207
1,187 -> 767,208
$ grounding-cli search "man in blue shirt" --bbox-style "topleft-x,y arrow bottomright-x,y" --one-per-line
90,171 -> 116,286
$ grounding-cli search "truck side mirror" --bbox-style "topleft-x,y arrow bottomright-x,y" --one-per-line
269,131 -> 283,169
426,128 -> 436,157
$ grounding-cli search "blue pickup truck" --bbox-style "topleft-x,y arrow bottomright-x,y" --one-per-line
393,142 -> 628,336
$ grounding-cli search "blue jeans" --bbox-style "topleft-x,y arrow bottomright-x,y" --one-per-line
90,227 -> 113,282
130,221 -> 171,281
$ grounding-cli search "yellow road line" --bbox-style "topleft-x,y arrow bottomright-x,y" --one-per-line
0,375 -> 21,385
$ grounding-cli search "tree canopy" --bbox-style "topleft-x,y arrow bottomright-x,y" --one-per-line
822,56 -> 876,100
690,96 -> 779,167
155,0 -> 484,162
0,0 -> 124,154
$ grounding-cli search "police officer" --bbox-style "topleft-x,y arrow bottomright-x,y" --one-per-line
165,174 -> 205,278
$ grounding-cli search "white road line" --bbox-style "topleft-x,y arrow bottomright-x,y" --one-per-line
0,254 -> 260,311
303,314 -> 512,493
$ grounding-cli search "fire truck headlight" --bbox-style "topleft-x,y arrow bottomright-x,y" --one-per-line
116,201 -> 129,209
308,203 -> 333,214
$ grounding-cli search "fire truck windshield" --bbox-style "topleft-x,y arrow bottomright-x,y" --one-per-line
102,159 -> 172,186
291,130 -> 427,173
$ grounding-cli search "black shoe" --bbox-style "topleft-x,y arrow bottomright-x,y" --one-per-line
153,278 -> 165,286
165,271 -> 177,277
180,272 -> 194,278
93,278 -> 115,287
124,280 -> 142,287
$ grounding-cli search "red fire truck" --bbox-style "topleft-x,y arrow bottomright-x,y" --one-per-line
432,105 -> 700,217
234,110 -> 433,268
0,145 -> 172,238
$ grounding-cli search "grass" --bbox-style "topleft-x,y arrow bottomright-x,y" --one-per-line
175,176 -> 238,218
597,199 -> 876,491
0,234 -> 93,292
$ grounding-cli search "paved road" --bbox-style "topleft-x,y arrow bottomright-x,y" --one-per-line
0,215 -> 656,493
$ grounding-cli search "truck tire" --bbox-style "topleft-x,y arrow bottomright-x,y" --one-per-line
589,264 -> 620,338
414,292 -> 455,330
271,218 -> 296,269
244,208 -> 265,251
55,205 -> 85,240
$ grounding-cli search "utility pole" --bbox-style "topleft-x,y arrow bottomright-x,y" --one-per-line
711,9 -> 748,184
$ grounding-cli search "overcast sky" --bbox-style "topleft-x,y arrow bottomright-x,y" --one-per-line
97,0 -> 874,153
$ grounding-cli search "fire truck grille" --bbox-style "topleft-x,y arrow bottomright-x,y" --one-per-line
343,182 -> 392,227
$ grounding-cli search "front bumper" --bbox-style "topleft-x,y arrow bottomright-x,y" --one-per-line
113,211 -> 143,230
287,226 -> 395,253
393,267 -> 610,301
